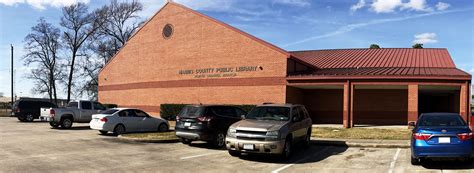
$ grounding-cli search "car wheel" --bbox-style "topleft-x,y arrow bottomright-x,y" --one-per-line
49,122 -> 60,128
113,124 -> 125,136
158,123 -> 168,132
60,118 -> 73,129
228,150 -> 240,157
99,130 -> 108,135
25,114 -> 34,122
214,131 -> 226,148
411,157 -> 420,165
280,138 -> 292,160
181,138 -> 192,145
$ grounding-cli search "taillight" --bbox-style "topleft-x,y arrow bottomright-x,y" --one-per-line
457,133 -> 473,141
50,109 -> 55,117
100,117 -> 108,122
197,116 -> 213,122
176,115 -> 180,122
413,133 -> 432,140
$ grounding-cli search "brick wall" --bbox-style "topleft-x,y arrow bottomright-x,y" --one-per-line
98,3 -> 288,115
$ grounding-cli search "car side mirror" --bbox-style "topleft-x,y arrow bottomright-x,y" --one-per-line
241,115 -> 246,119
292,116 -> 298,122
408,121 -> 416,128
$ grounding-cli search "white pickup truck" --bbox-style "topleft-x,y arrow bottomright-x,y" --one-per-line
40,100 -> 107,129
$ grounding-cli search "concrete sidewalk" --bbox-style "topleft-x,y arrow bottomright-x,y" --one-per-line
312,137 -> 410,148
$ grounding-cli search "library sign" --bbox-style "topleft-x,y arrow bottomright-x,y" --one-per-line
178,66 -> 263,78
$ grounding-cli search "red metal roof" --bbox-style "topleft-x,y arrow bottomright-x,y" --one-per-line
288,48 -> 471,80
290,48 -> 456,68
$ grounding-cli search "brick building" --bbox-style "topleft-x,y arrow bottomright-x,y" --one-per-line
98,1 -> 471,128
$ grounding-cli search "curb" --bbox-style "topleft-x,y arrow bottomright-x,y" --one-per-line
117,135 -> 180,143
311,138 -> 410,148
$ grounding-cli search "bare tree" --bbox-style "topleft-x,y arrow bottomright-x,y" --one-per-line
76,0 -> 143,99
60,3 -> 106,102
23,18 -> 61,104
98,0 -> 143,53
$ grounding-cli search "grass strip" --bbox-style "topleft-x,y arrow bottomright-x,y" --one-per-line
311,127 -> 411,140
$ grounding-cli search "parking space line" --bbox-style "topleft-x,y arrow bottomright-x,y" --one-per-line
180,151 -> 225,160
271,146 -> 330,173
388,148 -> 401,173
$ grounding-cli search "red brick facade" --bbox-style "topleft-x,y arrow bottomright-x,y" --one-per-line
99,2 -> 471,127
99,2 -> 288,115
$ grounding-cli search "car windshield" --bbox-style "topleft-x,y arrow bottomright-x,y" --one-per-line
418,114 -> 466,127
246,106 -> 290,121
67,102 -> 78,108
179,106 -> 205,118
100,109 -> 119,114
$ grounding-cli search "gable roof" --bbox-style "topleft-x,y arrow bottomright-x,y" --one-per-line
288,48 -> 471,80
99,1 -> 290,74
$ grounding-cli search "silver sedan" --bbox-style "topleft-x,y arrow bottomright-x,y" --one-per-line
90,108 -> 169,135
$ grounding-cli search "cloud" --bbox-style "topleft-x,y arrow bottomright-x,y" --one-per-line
352,0 -> 449,13
371,0 -> 402,13
272,0 -> 310,7
401,0 -> 432,12
413,32 -> 438,44
436,2 -> 450,11
0,0 -> 90,10
283,8 -> 470,47
351,0 -> 366,12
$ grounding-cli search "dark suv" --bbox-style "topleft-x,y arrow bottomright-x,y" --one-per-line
13,99 -> 57,122
175,105 -> 247,148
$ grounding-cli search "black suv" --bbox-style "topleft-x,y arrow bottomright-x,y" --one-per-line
175,105 -> 247,148
13,99 -> 57,122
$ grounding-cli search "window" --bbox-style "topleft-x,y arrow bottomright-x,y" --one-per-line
162,24 -> 173,39
67,102 -> 78,108
246,107 -> 290,121
118,110 -> 129,117
211,106 -> 236,117
297,107 -> 306,119
135,110 -> 148,117
419,114 -> 466,127
93,102 -> 106,110
236,108 -> 247,118
291,107 -> 301,122
179,106 -> 205,118
100,109 -> 118,115
81,102 -> 92,110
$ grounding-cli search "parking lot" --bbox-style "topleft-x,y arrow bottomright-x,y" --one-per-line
0,117 -> 472,173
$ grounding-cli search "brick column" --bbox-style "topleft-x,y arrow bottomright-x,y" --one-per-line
343,81 -> 352,128
460,83 -> 468,122
407,84 -> 418,124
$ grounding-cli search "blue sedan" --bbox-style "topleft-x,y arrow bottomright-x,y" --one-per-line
410,113 -> 474,165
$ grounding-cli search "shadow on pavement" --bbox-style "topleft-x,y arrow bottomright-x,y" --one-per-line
188,141 -> 226,151
56,126 -> 92,130
236,141 -> 348,164
16,120 -> 48,123
420,159 -> 474,169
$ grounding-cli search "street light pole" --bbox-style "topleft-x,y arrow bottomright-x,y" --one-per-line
11,44 -> 14,110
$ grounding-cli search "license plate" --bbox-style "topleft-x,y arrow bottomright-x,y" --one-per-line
184,122 -> 191,127
439,137 -> 450,143
243,144 -> 254,150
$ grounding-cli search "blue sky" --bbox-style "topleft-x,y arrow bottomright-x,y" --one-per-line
0,0 -> 473,99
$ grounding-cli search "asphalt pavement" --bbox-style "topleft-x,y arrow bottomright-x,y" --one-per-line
0,117 -> 473,173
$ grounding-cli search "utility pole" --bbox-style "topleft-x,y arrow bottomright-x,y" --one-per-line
11,44 -> 14,109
